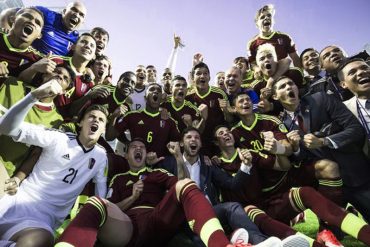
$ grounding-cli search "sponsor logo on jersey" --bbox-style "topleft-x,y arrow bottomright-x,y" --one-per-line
88,158 -> 96,169
62,154 -> 70,160
240,137 -> 245,142
126,180 -> 134,186
138,120 -> 144,125
47,31 -> 55,37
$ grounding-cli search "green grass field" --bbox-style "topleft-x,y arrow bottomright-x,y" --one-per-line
293,210 -> 366,247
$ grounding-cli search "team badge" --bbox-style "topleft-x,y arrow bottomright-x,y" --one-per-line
279,123 -> 288,133
139,174 -> 147,180
88,158 -> 96,169
277,38 -> 283,45
210,100 -> 215,108
160,120 -> 166,128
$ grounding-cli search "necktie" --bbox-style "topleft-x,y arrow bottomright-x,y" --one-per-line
365,100 -> 370,109
297,114 -> 307,133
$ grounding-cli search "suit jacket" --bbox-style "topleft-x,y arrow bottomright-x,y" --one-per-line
343,96 -> 370,157
281,92 -> 370,187
155,155 -> 251,205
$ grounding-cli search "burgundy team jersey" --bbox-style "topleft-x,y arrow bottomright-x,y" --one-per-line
90,84 -> 130,114
247,31 -> 297,63
53,57 -> 94,119
115,109 -> 181,157
108,167 -> 177,209
0,33 -> 42,78
231,113 -> 289,193
161,97 -> 201,133
218,151 -> 262,205
250,67 -> 305,96
186,86 -> 227,155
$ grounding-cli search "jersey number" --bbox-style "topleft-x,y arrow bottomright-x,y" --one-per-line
63,168 -> 79,184
250,140 -> 264,152
147,131 -> 153,143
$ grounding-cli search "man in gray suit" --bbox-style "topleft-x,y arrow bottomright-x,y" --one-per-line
272,76 -> 370,222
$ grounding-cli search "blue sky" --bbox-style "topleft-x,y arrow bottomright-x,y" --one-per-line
25,0 -> 370,84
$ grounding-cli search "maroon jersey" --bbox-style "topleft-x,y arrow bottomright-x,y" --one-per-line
115,109 -> 181,157
251,67 -> 305,96
161,97 -> 201,132
0,33 -> 42,78
248,31 -> 297,63
231,113 -> 289,193
186,86 -> 227,155
89,84 -> 130,114
53,57 -> 94,119
218,150 -> 262,205
108,167 -> 177,209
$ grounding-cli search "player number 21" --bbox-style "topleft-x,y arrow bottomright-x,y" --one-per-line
62,168 -> 78,184
147,131 -> 153,143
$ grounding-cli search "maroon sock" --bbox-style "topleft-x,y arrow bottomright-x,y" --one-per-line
245,206 -> 326,247
57,196 -> 107,246
179,181 -> 229,247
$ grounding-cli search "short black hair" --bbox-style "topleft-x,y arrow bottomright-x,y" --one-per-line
213,124 -> 230,141
77,32 -> 96,44
118,71 -> 136,82
272,76 -> 292,95
172,75 -> 187,83
337,58 -> 366,81
299,48 -> 317,62
232,91 -> 250,106
16,7 -> 44,20
57,63 -> 76,90
91,27 -> 110,41
127,137 -> 146,149
191,62 -> 210,79
233,56 -> 249,66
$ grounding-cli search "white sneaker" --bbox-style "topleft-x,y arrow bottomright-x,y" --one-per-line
230,228 -> 249,244
282,235 -> 310,247
254,236 -> 282,247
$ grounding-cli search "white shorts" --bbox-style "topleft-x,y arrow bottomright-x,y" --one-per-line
0,189 -> 56,240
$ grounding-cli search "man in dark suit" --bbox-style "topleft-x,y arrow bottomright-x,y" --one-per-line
272,76 -> 370,222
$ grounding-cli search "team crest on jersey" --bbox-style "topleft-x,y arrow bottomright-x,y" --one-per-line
62,154 -> 70,160
88,158 -> 96,169
209,100 -> 215,108
277,38 -> 283,45
81,83 -> 87,93
279,123 -> 288,133
160,120 -> 166,128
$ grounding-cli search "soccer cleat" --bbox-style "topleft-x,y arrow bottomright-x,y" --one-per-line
316,229 -> 344,247
290,212 -> 306,226
281,235 -> 310,247
230,228 -> 249,245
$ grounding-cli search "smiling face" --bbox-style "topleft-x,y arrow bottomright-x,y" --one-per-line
92,31 -> 108,56
127,140 -> 147,170
79,109 -> 107,146
182,130 -> 202,157
145,84 -> 162,109
73,35 -> 96,61
272,77 -> 299,107
172,78 -> 187,102
62,2 -> 86,32
234,94 -> 253,116
135,65 -> 147,87
320,46 -> 346,73
225,67 -> 242,95
340,60 -> 370,98
10,8 -> 44,47
302,49 -> 321,73
117,73 -> 136,96
215,126 -> 235,149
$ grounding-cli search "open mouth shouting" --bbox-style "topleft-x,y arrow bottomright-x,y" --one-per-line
96,42 -> 104,53
134,151 -> 143,163
22,23 -> 34,36
287,90 -> 296,98
189,143 -> 199,153
264,63 -> 272,70
90,123 -> 99,134
69,16 -> 79,26
263,20 -> 271,27
97,69 -> 105,78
